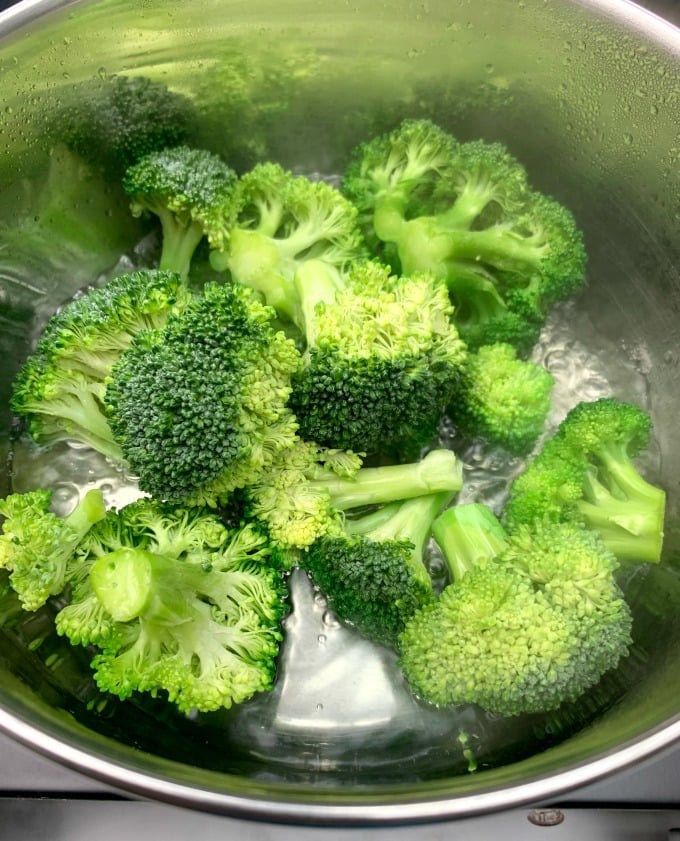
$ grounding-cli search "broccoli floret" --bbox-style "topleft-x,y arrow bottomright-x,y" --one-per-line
449,342 -> 554,454
10,269 -> 190,459
302,491 -> 454,648
288,260 -> 468,456
54,498 -> 287,713
0,488 -> 106,611
343,119 -> 586,355
105,281 -> 301,507
503,397 -> 666,564
54,73 -> 196,178
241,443 -> 463,552
209,162 -> 367,323
123,145 -> 240,278
399,504 -> 633,715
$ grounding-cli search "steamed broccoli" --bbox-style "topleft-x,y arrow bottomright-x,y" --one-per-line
209,162 -> 367,323
105,281 -> 301,507
302,491 -> 455,648
399,503 -> 633,715
54,73 -> 196,179
0,488 -> 106,611
342,119 -> 586,355
123,145 -> 240,278
10,269 -> 190,460
53,498 -> 287,713
503,397 -> 666,564
240,443 -> 463,551
449,342 -> 554,454
287,260 -> 468,456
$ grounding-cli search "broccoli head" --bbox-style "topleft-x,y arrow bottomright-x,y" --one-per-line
503,397 -> 666,564
209,162 -> 367,323
449,342 -> 554,454
123,145 -> 240,278
302,491 -> 454,648
399,504 -> 633,715
343,119 -> 586,355
54,498 -> 287,713
288,260 -> 468,456
105,281 -> 301,507
0,488 -> 106,611
10,269 -> 190,460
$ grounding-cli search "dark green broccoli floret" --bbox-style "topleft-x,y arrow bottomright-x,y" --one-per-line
0,488 -> 106,611
449,342 -> 554,454
503,397 -> 666,564
302,491 -> 454,648
104,281 -> 301,507
343,119 -> 586,355
399,504 -> 633,715
54,498 -> 287,713
288,260 -> 468,456
54,73 -> 196,178
209,162 -> 367,323
10,269 -> 190,459
123,145 -> 240,278
240,443 -> 463,552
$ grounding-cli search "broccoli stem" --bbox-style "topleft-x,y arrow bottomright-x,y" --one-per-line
66,489 -> 107,537
90,547 -> 210,623
441,227 -> 546,271
438,183 -> 497,231
313,448 -> 462,511
155,209 -> 206,279
293,259 -> 342,343
224,228 -> 300,322
432,503 -> 509,582
578,470 -> 665,564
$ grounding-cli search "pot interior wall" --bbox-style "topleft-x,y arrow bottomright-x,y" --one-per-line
0,0 -> 679,818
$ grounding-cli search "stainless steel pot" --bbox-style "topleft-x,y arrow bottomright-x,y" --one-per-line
0,0 -> 679,825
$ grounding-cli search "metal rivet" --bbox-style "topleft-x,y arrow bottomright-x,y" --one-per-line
527,808 -> 566,827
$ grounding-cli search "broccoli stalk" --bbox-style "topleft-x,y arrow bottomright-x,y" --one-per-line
123,146 -> 240,278
241,444 -> 464,551
399,504 -> 633,715
55,499 -> 287,713
503,397 -> 666,564
431,502 -> 509,581
303,491 -> 455,648
0,488 -> 106,611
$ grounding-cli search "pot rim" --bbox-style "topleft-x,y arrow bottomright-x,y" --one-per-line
0,0 -> 679,826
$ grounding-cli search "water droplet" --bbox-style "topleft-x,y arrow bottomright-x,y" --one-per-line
316,703 -> 324,712
323,610 -> 342,629
623,133 -> 634,146
317,634 -> 327,646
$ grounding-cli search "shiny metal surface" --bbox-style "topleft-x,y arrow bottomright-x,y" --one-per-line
0,0 -> 679,825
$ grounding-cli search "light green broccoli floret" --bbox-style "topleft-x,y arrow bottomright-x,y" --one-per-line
399,504 -> 633,716
55,498 -> 287,713
449,342 -> 554,454
503,397 -> 666,564
343,119 -> 586,355
0,488 -> 106,611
